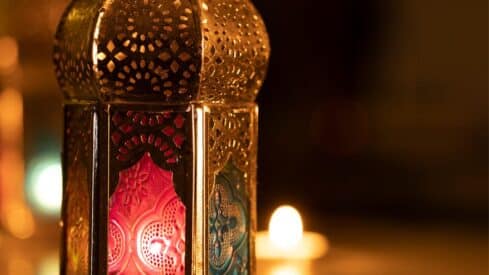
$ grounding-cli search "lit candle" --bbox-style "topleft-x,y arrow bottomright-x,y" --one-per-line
256,206 -> 329,275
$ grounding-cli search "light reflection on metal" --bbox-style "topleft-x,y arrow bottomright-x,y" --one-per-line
54,0 -> 270,273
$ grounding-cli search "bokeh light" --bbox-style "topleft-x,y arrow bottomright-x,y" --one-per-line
37,252 -> 59,275
7,256 -> 34,275
26,155 -> 62,216
0,36 -> 18,71
3,203 -> 35,239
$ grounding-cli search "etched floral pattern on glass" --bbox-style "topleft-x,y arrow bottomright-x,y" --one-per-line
108,152 -> 185,274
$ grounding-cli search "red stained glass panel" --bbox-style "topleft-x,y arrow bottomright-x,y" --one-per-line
108,152 -> 185,274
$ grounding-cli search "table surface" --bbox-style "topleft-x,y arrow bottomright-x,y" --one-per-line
0,218 -> 486,275
314,219 -> 487,275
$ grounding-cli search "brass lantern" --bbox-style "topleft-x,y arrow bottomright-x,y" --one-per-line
53,0 -> 269,274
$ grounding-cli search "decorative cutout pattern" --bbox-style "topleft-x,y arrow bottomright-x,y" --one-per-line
108,153 -> 186,274
95,0 -> 200,101
55,0 -> 267,272
209,161 -> 249,274
208,110 -> 253,173
108,220 -> 125,267
66,106 -> 94,161
200,0 -> 270,102
54,0 -> 100,99
54,0 -> 270,103
110,110 -> 186,167
207,108 -> 256,274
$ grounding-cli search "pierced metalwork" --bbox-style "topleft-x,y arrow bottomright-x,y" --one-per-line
95,0 -> 201,101
54,0 -> 270,103
55,0 -> 268,274
209,161 -> 249,275
206,107 -> 257,275
200,0 -> 270,102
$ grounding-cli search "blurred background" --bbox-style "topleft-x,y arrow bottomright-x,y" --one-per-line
0,0 -> 486,274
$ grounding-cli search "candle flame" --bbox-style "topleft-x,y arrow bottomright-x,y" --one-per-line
269,206 -> 303,249
256,205 -> 329,260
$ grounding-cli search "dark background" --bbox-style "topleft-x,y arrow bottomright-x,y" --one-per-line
0,0 -> 486,229
253,0 -> 488,228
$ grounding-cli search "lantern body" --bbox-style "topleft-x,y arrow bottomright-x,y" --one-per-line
54,0 -> 269,274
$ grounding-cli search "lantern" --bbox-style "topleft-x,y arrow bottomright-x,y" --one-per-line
53,0 -> 269,274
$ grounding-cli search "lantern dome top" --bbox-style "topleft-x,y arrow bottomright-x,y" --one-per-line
54,0 -> 270,103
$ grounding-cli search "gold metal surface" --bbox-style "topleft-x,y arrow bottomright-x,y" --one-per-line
205,105 -> 258,274
55,0 -> 269,274
199,1 -> 270,102
54,0 -> 270,103
192,105 -> 208,274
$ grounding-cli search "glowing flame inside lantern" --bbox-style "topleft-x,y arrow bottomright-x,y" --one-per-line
149,240 -> 164,255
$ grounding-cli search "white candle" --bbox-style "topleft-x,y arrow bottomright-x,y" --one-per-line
256,206 -> 329,274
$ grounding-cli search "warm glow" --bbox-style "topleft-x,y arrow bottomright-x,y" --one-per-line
271,265 -> 302,275
0,88 -> 32,238
256,205 -> 328,260
32,163 -> 62,213
0,36 -> 19,71
27,158 -> 63,216
149,240 -> 164,254
108,153 -> 186,273
3,203 -> 35,239
8,256 -> 34,275
0,88 -> 23,141
38,252 -> 60,275
269,206 -> 303,249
